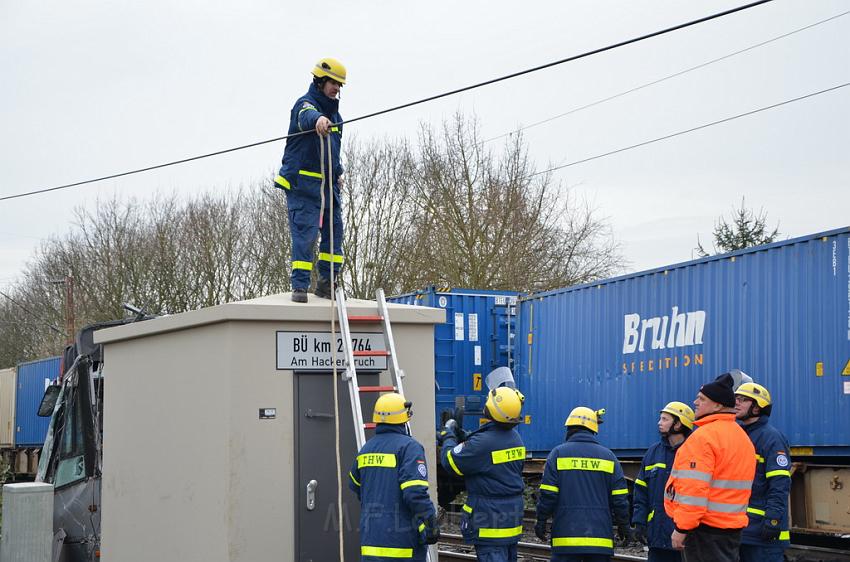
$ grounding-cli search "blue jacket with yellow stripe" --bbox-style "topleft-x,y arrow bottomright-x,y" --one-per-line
536,430 -> 630,556
440,422 -> 525,545
275,82 -> 343,190
741,416 -> 792,547
631,435 -> 685,550
349,424 -> 436,561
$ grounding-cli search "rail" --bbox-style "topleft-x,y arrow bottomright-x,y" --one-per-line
437,532 -> 850,562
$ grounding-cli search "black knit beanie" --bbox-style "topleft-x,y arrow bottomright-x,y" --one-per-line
699,373 -> 736,408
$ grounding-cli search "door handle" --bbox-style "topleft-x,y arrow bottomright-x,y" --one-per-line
306,479 -> 318,511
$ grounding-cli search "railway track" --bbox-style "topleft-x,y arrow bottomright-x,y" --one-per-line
437,532 -> 850,562
438,533 -> 644,561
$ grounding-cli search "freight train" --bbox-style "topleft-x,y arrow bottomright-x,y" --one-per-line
399,227 -> 850,539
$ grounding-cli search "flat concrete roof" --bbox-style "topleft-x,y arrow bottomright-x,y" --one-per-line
94,292 -> 445,344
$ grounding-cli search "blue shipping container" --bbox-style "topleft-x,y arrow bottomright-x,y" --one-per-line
15,356 -> 61,446
389,287 -> 519,431
516,228 -> 850,457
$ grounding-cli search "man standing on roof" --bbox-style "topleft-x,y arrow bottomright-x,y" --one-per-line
438,367 -> 526,562
274,58 -> 346,303
349,393 -> 439,561
664,373 -> 756,562
734,382 -> 792,562
632,402 -> 695,562
535,406 -> 631,562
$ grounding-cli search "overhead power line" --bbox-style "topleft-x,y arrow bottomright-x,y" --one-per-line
0,289 -> 66,336
0,0 -> 774,203
484,9 -> 850,144
529,81 -> 850,176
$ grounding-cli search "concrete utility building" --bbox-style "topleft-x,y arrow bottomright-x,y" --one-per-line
94,293 -> 443,562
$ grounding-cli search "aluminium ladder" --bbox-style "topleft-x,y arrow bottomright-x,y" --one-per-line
335,287 -> 406,450
336,289 -> 436,562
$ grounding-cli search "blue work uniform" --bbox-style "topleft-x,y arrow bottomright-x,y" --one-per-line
632,436 -> 686,562
440,422 -> 525,562
536,430 -> 629,561
275,82 -> 344,290
349,424 -> 436,562
739,416 -> 792,562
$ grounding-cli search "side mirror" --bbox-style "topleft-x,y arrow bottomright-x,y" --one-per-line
38,385 -> 62,417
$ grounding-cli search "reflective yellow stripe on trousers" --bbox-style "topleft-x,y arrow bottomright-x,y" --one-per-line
274,174 -> 290,189
479,525 -> 523,538
318,252 -> 344,264
361,546 -> 413,558
552,537 -> 614,548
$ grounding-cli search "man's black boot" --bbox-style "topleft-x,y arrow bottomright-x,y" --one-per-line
314,277 -> 333,299
291,288 -> 308,303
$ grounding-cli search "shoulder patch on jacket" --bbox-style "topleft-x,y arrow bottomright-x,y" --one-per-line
418,463 -> 428,478
776,454 -> 789,467
301,102 -> 317,110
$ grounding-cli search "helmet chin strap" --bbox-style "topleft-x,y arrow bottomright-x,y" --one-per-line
738,403 -> 759,421
662,420 -> 687,437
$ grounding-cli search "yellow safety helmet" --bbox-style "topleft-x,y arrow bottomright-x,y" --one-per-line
373,392 -> 412,424
485,387 -> 524,424
735,382 -> 771,409
312,57 -> 347,85
660,401 -> 695,430
565,406 -> 601,433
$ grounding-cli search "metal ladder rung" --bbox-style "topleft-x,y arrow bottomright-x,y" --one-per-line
354,350 -> 391,357
348,315 -> 384,322
359,385 -> 395,393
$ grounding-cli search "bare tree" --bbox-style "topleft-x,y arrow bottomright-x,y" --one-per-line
405,113 -> 622,292
696,197 -> 780,256
341,136 -> 421,298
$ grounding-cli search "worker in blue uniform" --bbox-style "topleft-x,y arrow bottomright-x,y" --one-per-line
274,57 -> 346,303
734,382 -> 792,562
439,383 -> 526,562
535,407 -> 630,562
349,393 -> 439,561
631,402 -> 695,562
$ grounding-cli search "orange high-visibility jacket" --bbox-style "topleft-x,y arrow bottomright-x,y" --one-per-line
663,412 -> 756,531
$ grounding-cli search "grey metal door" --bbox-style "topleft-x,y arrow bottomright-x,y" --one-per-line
295,372 -> 378,562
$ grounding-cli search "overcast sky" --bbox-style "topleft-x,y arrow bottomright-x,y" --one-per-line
1,0 -> 848,291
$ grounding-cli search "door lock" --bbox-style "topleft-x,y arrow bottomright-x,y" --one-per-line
306,479 -> 318,510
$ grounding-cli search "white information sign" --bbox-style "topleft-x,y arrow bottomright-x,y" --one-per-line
276,331 -> 387,371
469,313 -> 479,342
454,313 -> 464,341
845,381 -> 850,395
474,345 -> 481,366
